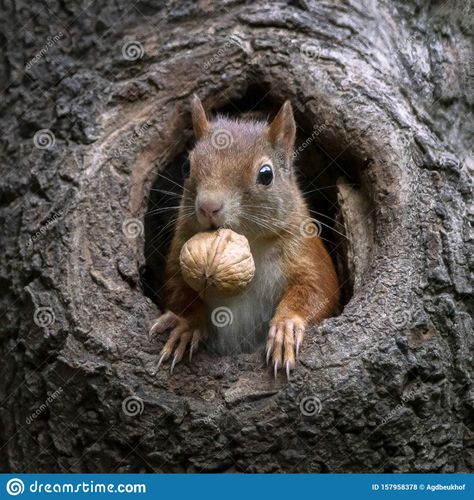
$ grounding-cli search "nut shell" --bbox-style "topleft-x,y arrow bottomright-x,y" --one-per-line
180,229 -> 255,298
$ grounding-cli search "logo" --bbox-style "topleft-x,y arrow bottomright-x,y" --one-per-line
33,306 -> 55,328
6,478 -> 25,496
122,41 -> 144,61
389,307 -> 412,328
211,306 -> 233,327
210,129 -> 233,150
33,129 -> 55,149
122,218 -> 144,239
299,396 -> 322,416
122,395 -> 144,416
300,43 -> 321,60
299,218 -> 322,238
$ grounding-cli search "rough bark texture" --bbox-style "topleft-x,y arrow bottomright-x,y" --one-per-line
0,0 -> 473,473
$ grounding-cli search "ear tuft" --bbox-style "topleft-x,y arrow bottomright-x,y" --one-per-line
268,101 -> 296,154
191,94 -> 209,140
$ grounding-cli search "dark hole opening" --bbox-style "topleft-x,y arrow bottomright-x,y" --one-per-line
141,84 -> 364,310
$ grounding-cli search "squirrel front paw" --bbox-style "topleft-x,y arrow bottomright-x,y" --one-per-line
149,311 -> 206,373
266,315 -> 305,378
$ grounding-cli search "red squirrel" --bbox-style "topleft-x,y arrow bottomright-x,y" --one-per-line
150,95 -> 340,377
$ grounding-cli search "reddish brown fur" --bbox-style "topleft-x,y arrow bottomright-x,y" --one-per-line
151,96 -> 340,376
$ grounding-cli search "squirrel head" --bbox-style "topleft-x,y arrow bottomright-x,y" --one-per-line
182,95 -> 303,240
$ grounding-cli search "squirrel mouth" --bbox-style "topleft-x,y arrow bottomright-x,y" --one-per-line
197,215 -> 230,232
198,222 -> 224,232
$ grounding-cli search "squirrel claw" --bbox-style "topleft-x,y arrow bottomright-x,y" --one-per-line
266,316 -> 305,379
149,311 -> 179,338
265,325 -> 276,366
266,346 -> 272,365
273,361 -> 279,379
152,351 -> 168,375
189,329 -> 200,363
170,354 -> 178,374
156,352 -> 167,372
154,318 -> 205,373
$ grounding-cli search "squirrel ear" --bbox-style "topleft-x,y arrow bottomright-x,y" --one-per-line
191,94 -> 210,140
268,101 -> 296,153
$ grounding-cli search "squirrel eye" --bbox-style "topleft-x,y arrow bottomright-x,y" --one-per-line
257,164 -> 273,186
181,158 -> 190,178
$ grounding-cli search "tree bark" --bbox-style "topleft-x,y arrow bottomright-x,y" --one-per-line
0,0 -> 472,473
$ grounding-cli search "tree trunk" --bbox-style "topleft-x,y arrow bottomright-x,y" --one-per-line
0,0 -> 472,473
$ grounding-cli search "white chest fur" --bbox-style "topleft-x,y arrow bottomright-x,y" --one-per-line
205,240 -> 286,354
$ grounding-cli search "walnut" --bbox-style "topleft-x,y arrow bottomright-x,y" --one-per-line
180,229 -> 255,298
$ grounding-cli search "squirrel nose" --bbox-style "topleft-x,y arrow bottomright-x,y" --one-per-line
198,199 -> 224,219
